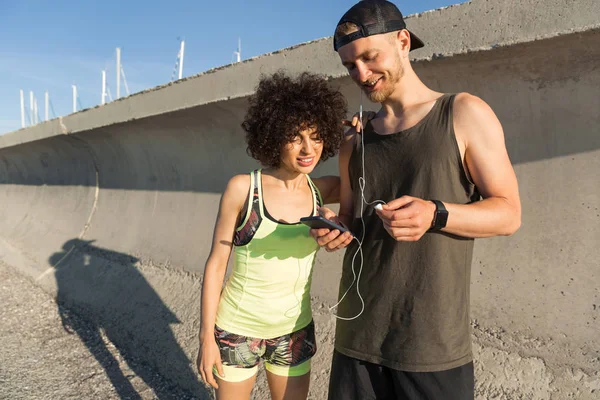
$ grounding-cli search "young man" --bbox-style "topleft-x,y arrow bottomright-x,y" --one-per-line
312,1 -> 522,399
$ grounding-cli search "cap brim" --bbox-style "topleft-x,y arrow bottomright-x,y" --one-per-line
408,30 -> 424,51
334,28 -> 425,52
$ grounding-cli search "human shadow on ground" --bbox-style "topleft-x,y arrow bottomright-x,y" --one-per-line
49,238 -> 211,400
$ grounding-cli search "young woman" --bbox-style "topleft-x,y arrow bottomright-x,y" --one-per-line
197,71 -> 347,400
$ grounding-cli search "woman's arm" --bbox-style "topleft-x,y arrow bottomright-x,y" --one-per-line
197,174 -> 249,388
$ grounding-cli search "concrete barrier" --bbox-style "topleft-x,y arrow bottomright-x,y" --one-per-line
1,0 -> 599,398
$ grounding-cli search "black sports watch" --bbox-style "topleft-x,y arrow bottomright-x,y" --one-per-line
429,200 -> 448,231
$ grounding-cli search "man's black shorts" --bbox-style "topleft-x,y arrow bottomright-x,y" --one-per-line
328,350 -> 474,400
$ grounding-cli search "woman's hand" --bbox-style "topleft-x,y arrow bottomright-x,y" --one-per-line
197,338 -> 225,389
309,206 -> 353,252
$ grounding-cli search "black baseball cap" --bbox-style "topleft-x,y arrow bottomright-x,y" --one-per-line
334,0 -> 425,52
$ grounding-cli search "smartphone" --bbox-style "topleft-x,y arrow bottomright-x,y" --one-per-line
300,216 -> 349,233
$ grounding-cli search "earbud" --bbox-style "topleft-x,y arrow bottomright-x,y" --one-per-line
374,204 -> 383,211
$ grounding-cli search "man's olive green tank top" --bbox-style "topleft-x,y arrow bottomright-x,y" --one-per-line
336,94 -> 480,372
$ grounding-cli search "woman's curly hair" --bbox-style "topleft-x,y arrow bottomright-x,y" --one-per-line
242,71 -> 348,168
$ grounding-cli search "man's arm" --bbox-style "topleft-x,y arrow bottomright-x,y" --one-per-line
337,131 -> 356,229
312,176 -> 340,205
310,131 -> 355,250
376,94 -> 521,240
443,93 -> 521,237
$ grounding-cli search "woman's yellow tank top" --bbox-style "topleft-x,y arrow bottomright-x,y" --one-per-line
215,169 -> 322,338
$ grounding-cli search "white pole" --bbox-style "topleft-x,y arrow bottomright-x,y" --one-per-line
20,90 -> 25,128
33,97 -> 38,124
120,66 -> 130,96
116,47 -> 121,98
178,40 -> 185,80
233,38 -> 241,63
45,91 -> 49,121
102,70 -> 106,104
29,91 -> 34,124
72,85 -> 77,113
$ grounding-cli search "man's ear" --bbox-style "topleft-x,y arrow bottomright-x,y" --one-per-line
396,30 -> 411,57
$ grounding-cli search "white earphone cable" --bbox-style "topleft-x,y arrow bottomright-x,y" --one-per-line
330,91 -> 386,320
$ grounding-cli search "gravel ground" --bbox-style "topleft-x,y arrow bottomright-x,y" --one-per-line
0,261 -> 200,400
2,258 -> 599,400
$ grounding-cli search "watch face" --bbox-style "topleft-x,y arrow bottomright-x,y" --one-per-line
432,200 -> 448,230
436,210 -> 449,229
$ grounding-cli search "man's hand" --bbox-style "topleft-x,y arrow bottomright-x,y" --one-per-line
342,111 -> 377,133
309,207 -> 353,252
375,196 -> 437,241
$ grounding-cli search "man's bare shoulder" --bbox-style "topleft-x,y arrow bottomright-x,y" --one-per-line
453,92 -> 503,142
453,93 -> 495,119
453,92 -> 493,117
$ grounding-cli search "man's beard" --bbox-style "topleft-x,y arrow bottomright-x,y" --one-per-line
364,59 -> 404,103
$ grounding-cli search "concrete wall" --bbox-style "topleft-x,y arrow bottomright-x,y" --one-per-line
0,0 -> 598,398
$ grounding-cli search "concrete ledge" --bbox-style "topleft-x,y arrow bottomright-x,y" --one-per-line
1,0 -> 598,149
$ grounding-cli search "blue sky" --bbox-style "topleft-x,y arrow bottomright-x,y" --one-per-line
0,0 -> 459,135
